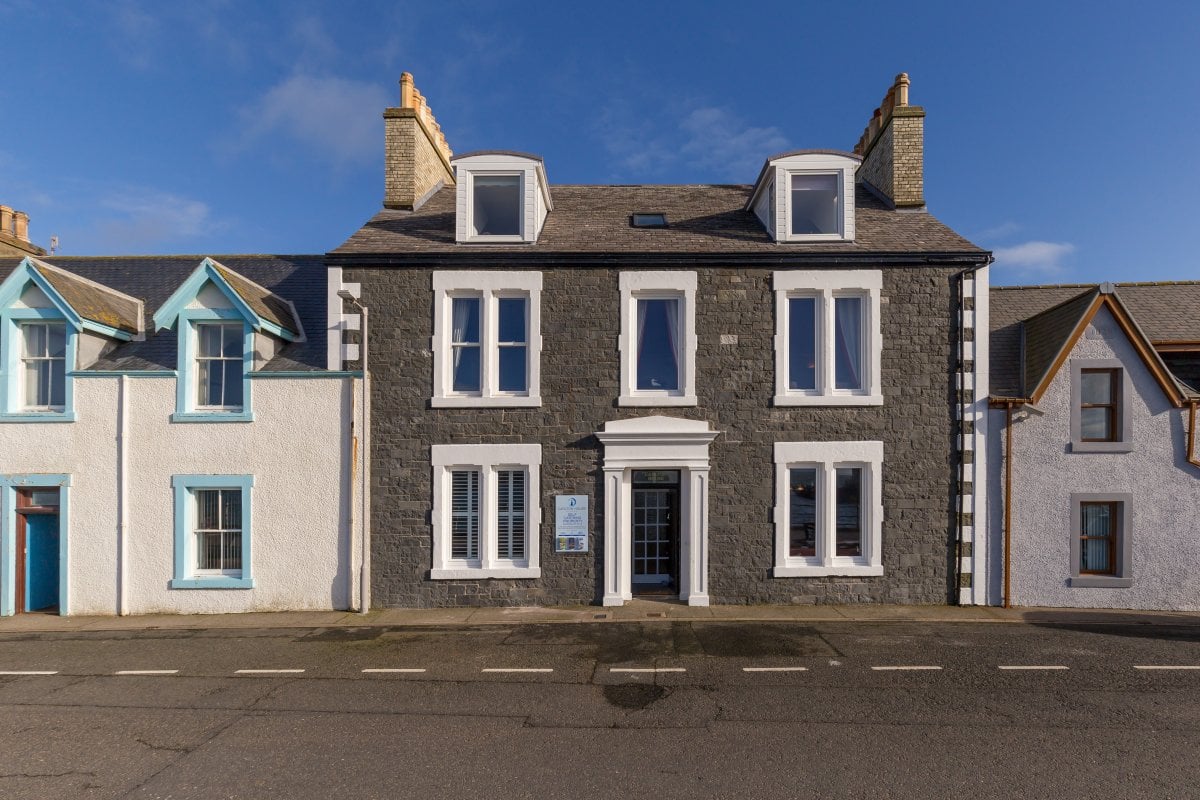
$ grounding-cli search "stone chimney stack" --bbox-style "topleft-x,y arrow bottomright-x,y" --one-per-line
383,72 -> 455,210
0,204 -> 46,256
853,73 -> 925,209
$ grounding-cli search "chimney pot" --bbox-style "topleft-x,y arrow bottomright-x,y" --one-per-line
13,211 -> 29,242
0,205 -> 12,235
894,72 -> 910,106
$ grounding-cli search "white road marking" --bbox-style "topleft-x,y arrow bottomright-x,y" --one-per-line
0,670 -> 58,675
115,670 -> 179,675
609,667 -> 686,673
234,669 -> 305,674
481,668 -> 554,673
871,666 -> 943,671
998,665 -> 1069,671
1134,665 -> 1200,671
743,667 -> 808,672
362,668 -> 426,673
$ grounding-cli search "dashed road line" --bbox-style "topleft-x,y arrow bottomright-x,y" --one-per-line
609,667 -> 686,673
871,665 -> 943,671
1134,665 -> 1200,671
999,665 -> 1069,671
0,670 -> 58,676
115,670 -> 179,675
743,666 -> 808,672
481,668 -> 554,673
362,668 -> 426,674
235,669 -> 305,675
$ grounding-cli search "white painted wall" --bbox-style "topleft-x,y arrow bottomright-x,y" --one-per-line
0,375 -> 359,615
999,306 -> 1200,610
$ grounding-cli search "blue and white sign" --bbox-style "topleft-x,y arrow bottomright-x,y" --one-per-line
554,495 -> 589,553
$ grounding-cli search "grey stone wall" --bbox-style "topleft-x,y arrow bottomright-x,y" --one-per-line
345,264 -> 963,608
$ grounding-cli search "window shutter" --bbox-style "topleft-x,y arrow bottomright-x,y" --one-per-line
497,469 -> 526,560
451,470 -> 480,560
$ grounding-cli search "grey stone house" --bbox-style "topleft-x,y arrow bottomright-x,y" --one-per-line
328,73 -> 993,608
987,283 -> 1200,610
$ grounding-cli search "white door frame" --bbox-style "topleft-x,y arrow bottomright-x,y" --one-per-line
596,416 -> 718,606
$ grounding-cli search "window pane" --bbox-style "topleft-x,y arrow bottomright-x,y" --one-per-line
788,297 -> 817,390
221,325 -> 242,358
473,175 -> 521,236
451,297 -> 480,344
198,324 -> 222,357
791,173 -> 839,235
24,361 -> 43,406
1080,503 -> 1112,537
789,468 -> 817,558
204,360 -> 225,406
224,532 -> 242,571
498,346 -> 527,393
834,296 -> 863,391
196,489 -> 220,530
49,359 -> 65,407
22,324 -> 45,357
835,467 -> 862,557
452,346 -> 481,393
47,324 -> 66,358
1080,371 -> 1114,404
498,297 -> 526,343
223,360 -> 244,407
1081,538 -> 1111,573
197,532 -> 223,570
636,298 -> 680,391
221,489 -> 242,531
1080,407 -> 1112,441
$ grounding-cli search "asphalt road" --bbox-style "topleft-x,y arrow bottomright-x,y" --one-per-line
1,619 -> 1199,799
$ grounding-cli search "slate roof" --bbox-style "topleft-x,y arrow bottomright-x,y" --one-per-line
210,261 -> 302,338
991,282 -> 1200,399
31,258 -> 142,335
0,255 -> 328,372
331,184 -> 986,259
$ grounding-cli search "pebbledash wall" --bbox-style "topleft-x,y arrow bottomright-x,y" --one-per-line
345,263 -> 966,608
0,375 -> 359,615
988,307 -> 1200,611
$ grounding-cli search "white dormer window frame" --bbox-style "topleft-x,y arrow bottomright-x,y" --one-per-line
750,152 -> 859,244
452,153 -> 553,245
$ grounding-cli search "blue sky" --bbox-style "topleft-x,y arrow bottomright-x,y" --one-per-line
2,1 -> 1198,286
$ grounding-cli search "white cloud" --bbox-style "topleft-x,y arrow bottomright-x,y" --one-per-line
679,107 -> 788,180
976,221 -> 1021,241
993,240 -> 1076,277
91,189 -> 214,250
236,74 -> 391,168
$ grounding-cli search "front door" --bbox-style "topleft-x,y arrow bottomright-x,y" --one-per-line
16,489 -> 60,613
631,470 -> 680,595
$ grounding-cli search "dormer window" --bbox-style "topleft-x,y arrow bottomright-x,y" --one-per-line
790,173 -> 841,236
472,174 -> 522,237
748,151 -> 859,243
453,152 -> 553,244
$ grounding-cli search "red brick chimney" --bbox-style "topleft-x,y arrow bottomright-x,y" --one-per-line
853,73 -> 925,209
383,73 -> 455,210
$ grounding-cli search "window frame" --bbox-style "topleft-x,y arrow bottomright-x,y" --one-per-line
1068,493 -> 1132,588
773,441 -> 883,577
1070,360 -> 1132,453
1,307 -> 77,422
786,170 -> 846,241
430,443 -> 541,580
773,270 -> 882,406
170,474 -> 254,589
464,170 -> 525,243
172,309 -> 253,423
431,272 -> 542,408
618,271 -> 698,407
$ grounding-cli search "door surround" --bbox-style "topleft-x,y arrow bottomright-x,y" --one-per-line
1,474 -> 70,617
596,416 -> 718,607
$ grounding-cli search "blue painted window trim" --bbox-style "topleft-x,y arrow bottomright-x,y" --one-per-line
171,309 -> 254,423
170,474 -> 254,590
0,474 -> 71,617
152,258 -> 298,342
0,306 -> 78,422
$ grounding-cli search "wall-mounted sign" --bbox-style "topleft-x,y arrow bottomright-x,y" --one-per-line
554,495 -> 589,553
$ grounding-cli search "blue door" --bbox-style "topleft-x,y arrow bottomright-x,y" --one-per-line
25,514 -> 59,611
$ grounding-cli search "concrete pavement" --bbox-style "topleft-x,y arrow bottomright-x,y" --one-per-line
2,600 -> 1199,633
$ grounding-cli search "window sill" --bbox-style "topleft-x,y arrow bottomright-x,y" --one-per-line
780,233 -> 849,243
773,564 -> 884,578
429,567 -> 541,580
430,395 -> 542,409
0,411 -> 76,423
618,394 -> 697,407
171,411 -> 255,423
1068,576 -> 1132,588
773,394 -> 883,407
1069,441 -> 1134,454
460,235 -> 529,244
170,576 -> 254,590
